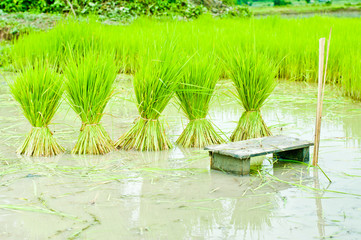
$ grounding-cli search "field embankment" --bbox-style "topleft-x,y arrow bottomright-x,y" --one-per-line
252,3 -> 361,16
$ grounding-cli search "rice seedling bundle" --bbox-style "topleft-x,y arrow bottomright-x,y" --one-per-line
176,53 -> 225,148
9,61 -> 64,156
226,50 -> 277,141
114,41 -> 181,151
64,50 -> 117,155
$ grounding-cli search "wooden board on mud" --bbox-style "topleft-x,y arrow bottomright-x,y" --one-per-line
205,135 -> 314,160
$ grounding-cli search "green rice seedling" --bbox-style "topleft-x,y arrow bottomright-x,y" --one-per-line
9,60 -> 64,156
10,31 -> 63,70
11,18 -> 106,71
340,51 -> 361,100
226,49 -> 277,141
64,49 -> 118,155
114,41 -> 181,151
175,53 -> 225,148
8,16 -> 361,101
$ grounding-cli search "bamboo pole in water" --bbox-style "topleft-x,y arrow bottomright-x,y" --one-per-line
322,30 -> 332,99
313,38 -> 325,166
313,30 -> 331,166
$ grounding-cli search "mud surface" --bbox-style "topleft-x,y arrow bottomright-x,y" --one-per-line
0,74 -> 361,239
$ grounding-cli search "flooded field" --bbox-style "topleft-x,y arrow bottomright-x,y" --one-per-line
0,73 -> 361,239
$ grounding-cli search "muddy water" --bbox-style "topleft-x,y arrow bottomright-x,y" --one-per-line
0,74 -> 361,239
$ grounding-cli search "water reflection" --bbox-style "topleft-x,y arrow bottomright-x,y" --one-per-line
313,168 -> 325,239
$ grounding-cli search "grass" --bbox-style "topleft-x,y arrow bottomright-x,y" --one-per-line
64,49 -> 117,155
175,52 -> 225,148
114,40 -> 182,151
9,60 -> 64,156
3,15 -> 361,152
0,204 -> 81,220
7,16 -> 361,101
225,49 -> 277,141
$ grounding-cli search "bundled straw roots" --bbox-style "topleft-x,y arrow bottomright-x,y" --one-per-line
115,118 -> 171,151
72,124 -> 114,154
230,111 -> 271,141
176,119 -> 224,148
18,127 -> 63,156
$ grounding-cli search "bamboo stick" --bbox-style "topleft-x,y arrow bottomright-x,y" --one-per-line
313,38 -> 325,166
322,29 -> 332,99
313,29 -> 332,166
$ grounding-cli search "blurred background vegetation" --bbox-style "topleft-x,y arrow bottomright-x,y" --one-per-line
0,0 -> 360,44
1,0 -> 359,14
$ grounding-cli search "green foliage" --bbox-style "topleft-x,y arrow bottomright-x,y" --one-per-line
10,30 -> 61,69
222,0 -> 237,5
9,60 -> 64,156
176,53 -> 225,148
219,5 -> 252,17
5,15 -> 361,154
273,0 -> 292,6
0,43 -> 11,67
8,16 -> 361,102
115,40 -> 182,151
340,51 -> 361,100
9,17 -> 106,69
0,0 -> 206,19
0,0 -> 65,13
325,1 -> 332,6
64,49 -> 117,154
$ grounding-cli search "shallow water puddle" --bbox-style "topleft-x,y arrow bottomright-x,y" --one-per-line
0,76 -> 361,239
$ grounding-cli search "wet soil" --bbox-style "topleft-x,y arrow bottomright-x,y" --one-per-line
0,74 -> 361,239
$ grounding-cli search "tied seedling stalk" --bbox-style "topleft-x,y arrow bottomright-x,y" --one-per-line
64,49 -> 117,155
114,40 -> 181,151
226,49 -> 277,141
176,52 -> 225,148
9,60 -> 64,157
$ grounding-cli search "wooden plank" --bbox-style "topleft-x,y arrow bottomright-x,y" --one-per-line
205,135 -> 313,160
